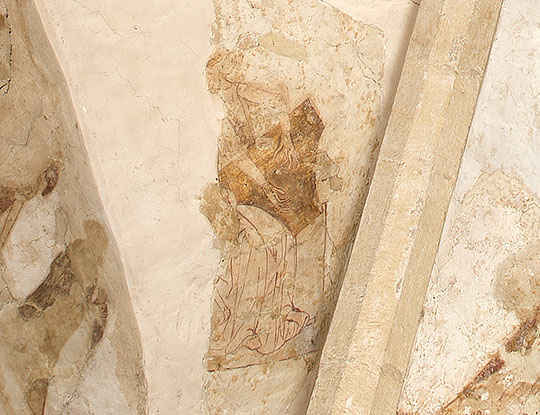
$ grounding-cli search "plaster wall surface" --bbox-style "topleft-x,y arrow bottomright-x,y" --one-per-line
31,1 -> 220,412
400,1 -> 540,413
0,0 -> 147,413
29,0 -> 418,413
18,0 -> 417,413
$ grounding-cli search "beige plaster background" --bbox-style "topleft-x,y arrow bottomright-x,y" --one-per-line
400,0 -> 540,413
30,0 -> 417,413
0,0 -> 147,412
8,0 -> 540,413
32,1 -> 220,413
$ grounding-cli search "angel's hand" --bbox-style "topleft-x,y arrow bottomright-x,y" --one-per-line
277,131 -> 299,169
287,146 -> 299,169
263,182 -> 291,209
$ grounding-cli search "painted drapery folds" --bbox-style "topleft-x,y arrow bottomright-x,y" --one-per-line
203,83 -> 333,369
201,0 -> 384,412
7,0 -> 540,413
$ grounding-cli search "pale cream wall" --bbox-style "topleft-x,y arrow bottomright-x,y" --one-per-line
32,1 -> 220,413
9,0 -> 539,413
400,1 -> 540,413
31,0 -> 417,413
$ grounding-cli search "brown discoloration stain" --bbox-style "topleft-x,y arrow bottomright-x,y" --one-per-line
40,162 -> 61,196
0,186 -> 15,216
0,0 -> 147,412
88,286 -> 108,348
471,354 -> 505,385
25,378 -> 48,415
441,348 -> 521,414
397,171 -> 540,414
18,250 -> 75,320
0,162 -> 61,251
440,200 -> 540,414
505,315 -> 539,354
112,345 -> 148,415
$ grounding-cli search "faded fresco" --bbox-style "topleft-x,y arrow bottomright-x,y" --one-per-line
201,0 -> 384,412
400,172 -> 540,415
203,80 -> 334,369
439,174 -> 540,414
399,1 -> 540,412
0,1 -> 147,413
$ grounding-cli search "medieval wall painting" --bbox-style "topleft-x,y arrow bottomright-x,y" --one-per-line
0,1 -> 147,413
399,1 -> 540,413
204,95 -> 329,368
201,0 -> 384,412
400,172 -> 540,415
12,0 -> 418,409
441,236 -> 540,414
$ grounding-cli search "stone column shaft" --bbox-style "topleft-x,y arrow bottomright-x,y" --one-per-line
308,0 -> 504,413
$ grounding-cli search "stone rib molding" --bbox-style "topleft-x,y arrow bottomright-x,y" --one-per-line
307,0 -> 503,414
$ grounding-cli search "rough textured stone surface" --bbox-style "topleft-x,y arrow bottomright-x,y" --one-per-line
9,0 -> 539,413
400,1 -> 540,413
308,0 -> 503,413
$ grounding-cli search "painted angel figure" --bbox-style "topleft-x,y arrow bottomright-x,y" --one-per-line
206,48 -> 299,209
204,48 -> 340,369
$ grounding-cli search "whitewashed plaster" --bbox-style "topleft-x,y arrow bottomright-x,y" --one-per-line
400,1 -> 540,413
30,0 -> 418,413
31,1 -> 220,413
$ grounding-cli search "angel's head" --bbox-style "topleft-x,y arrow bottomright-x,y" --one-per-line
206,49 -> 242,94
